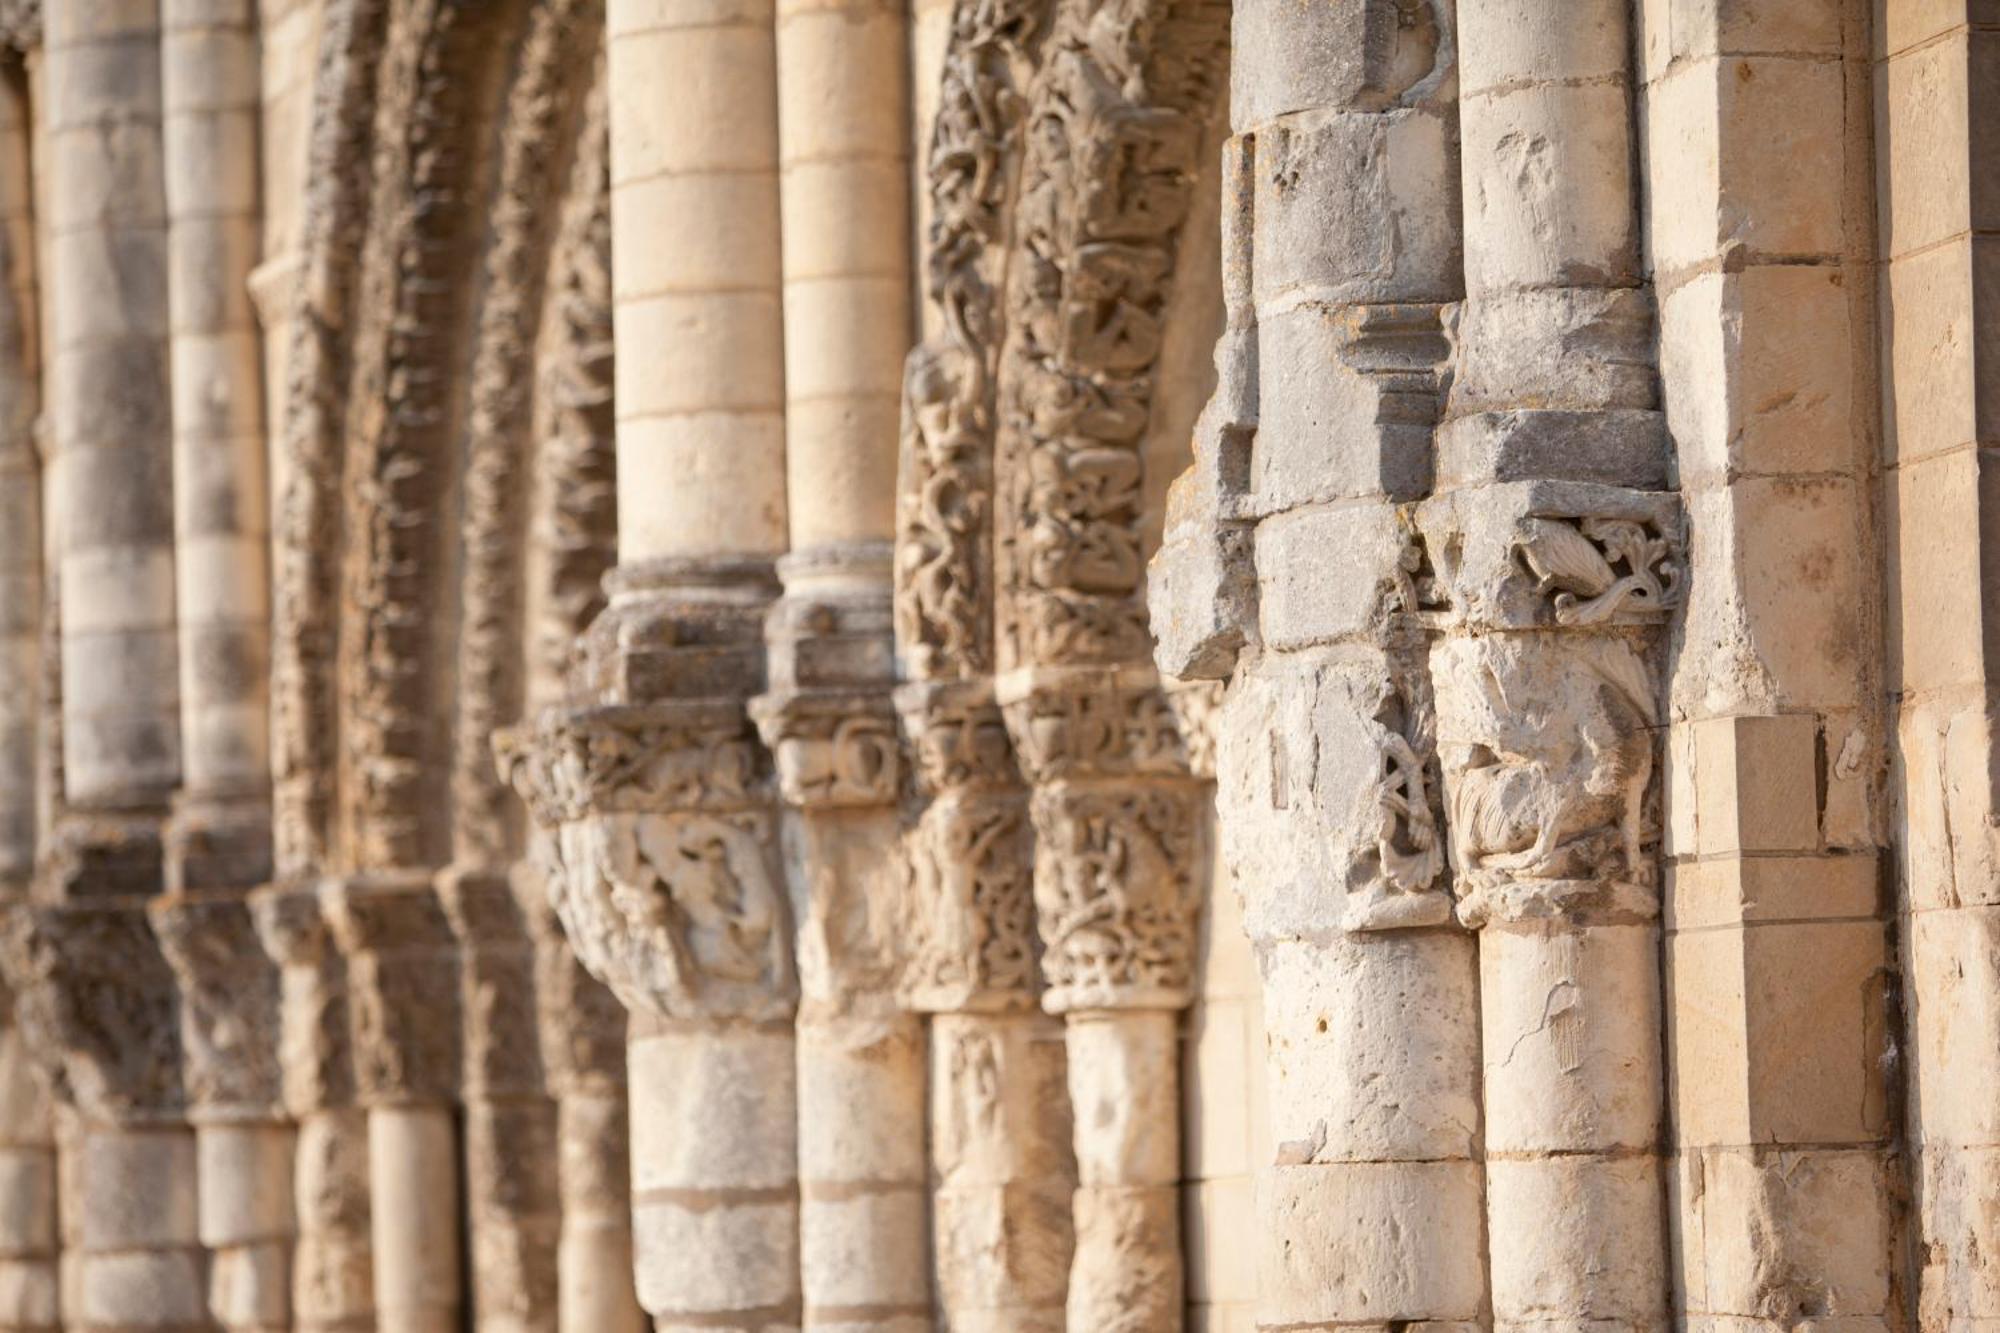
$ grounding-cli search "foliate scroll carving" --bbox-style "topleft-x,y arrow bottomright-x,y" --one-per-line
1432,635 -> 1661,927
1163,677 -> 1222,781
1516,516 -> 1682,627
1032,787 -> 1199,1013
995,0 -> 1228,672
1002,675 -> 1190,784
150,894 -> 285,1118
1417,482 -> 1683,631
895,0 -> 1053,682
1,903 -> 184,1121
497,707 -> 795,1023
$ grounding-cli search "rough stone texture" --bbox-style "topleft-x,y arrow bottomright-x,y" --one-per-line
0,2 -> 1993,1331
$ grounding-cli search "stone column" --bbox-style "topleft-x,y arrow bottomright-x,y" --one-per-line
988,0 -> 1224,1315
0,135 -> 55,1319
893,0 -> 1073,1323
1877,6 -> 2000,1325
751,0 -> 925,1325
1148,3 -> 1485,1329
502,2 -> 803,1326
153,6 -> 294,1330
318,875 -> 460,1333
1638,2 -> 1898,1325
1423,3 -> 1672,1329
19,7 -> 205,1331
250,884 -> 373,1333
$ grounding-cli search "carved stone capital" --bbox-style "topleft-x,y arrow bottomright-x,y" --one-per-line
751,693 -> 901,810
148,891 -> 284,1121
1415,481 -> 1684,632
995,665 -> 1193,785
1430,633 -> 1663,929
250,880 -> 357,1115
320,874 -> 462,1106
497,704 -> 795,1025
438,866 -> 546,1100
0,896 -> 184,1123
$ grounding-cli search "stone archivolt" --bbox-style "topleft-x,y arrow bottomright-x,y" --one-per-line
0,0 -> 1984,1330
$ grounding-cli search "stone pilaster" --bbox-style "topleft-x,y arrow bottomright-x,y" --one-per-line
318,874 -> 460,1333
501,560 -> 800,1330
1430,3 -> 1674,1328
752,549 -> 928,1331
249,883 -> 371,1333
1147,3 -> 1486,1329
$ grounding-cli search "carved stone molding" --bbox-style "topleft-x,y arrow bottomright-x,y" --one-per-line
439,867 -> 548,1101
320,874 -> 462,1106
149,892 -> 284,1121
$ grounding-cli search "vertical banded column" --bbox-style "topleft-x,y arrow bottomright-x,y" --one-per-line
319,875 -> 461,1333
0,1003 -> 56,1333
19,9 -> 204,1332
251,884 -> 373,1333
154,7 -> 292,1330
755,0 -> 924,1326
504,2 -> 803,1327
1424,4 -> 1672,1331
1640,2 -> 1898,1327
1877,5 -> 2000,1325
893,0 -> 1070,1322
1149,3 -> 1485,1329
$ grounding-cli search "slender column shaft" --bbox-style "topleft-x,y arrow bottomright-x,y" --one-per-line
1437,5 -> 1672,1331
161,0 -> 269,809
0,1016 -> 57,1333
766,0 -> 922,1322
47,0 -> 179,818
319,875 -> 461,1333
1876,5 -> 2000,1323
251,884 -> 372,1333
607,0 -> 786,563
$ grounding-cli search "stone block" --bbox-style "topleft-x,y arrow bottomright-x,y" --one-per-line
778,157 -> 910,282
1257,1160 -> 1487,1324
629,1024 -> 797,1192
796,1016 -> 925,1184
1911,906 -> 2000,1145
1481,923 -> 1664,1154
1231,0 -> 1449,128
632,1196 -> 799,1316
1251,108 -> 1459,308
1919,1143 -> 2000,1322
1260,932 -> 1481,1164
1066,1012 -> 1179,1187
1647,55 -> 1847,275
1462,81 -> 1639,294
606,24 -> 778,184
1183,998 -> 1255,1183
1459,0 -> 1631,93
1452,286 -> 1658,413
195,1123 -> 296,1246
208,1238 -> 290,1330
1253,502 -> 1406,650
1883,30 -> 2000,257
0,1258 -> 56,1329
1661,265 -> 1858,485
1486,1154 -> 1668,1323
1691,714 -> 1821,855
1669,918 -> 1890,1147
614,290 -> 784,418
1250,303 -> 1440,513
613,172 -> 783,299
1679,1146 -> 1892,1319
800,1187 -> 928,1308
70,1126 -> 199,1252
1889,449 -> 1997,694
1435,409 -> 1669,490
72,1248 -> 207,1326
1885,242 -> 1990,463
1668,853 -> 1879,930
0,1150 -> 55,1255
1663,0 -> 1845,60
931,1178 -> 1071,1312
1183,1175 -> 1255,1307
927,1012 -> 1073,1188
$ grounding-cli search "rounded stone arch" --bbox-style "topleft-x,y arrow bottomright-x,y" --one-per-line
271,0 -> 614,882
